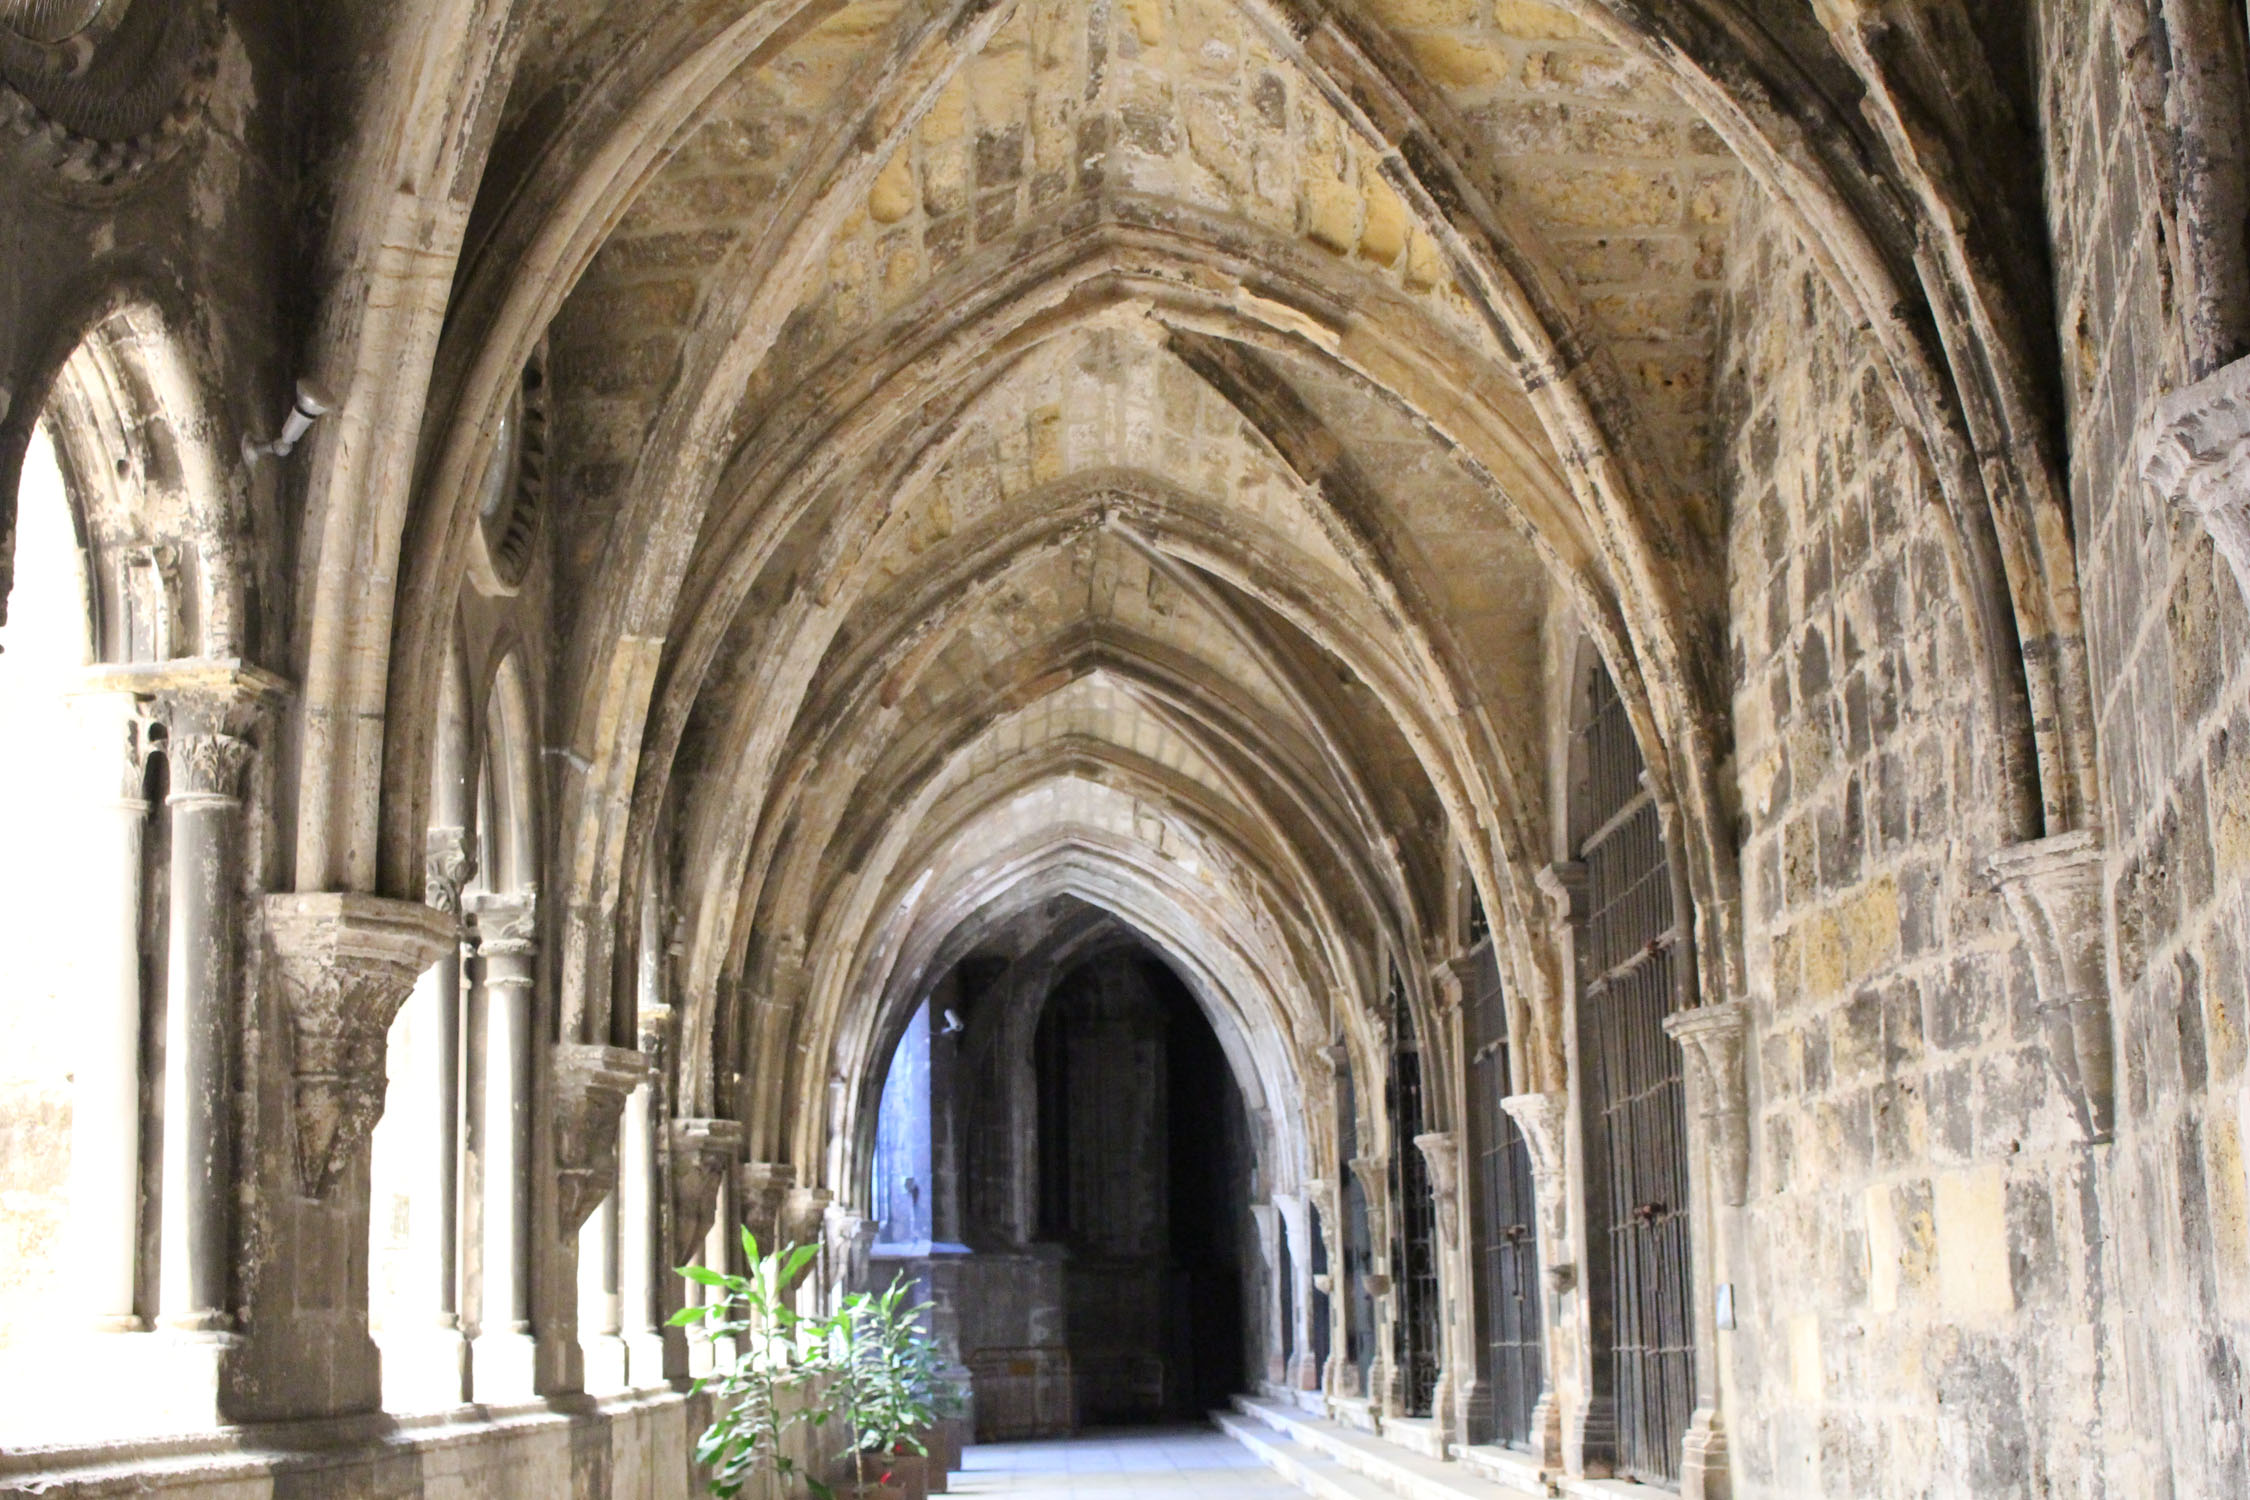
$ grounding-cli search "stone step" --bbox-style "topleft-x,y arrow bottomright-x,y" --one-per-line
1214,1408 -> 1404,1500
1220,1397 -> 1551,1500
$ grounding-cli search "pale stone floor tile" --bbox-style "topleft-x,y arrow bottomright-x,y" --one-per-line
948,1426 -> 1299,1498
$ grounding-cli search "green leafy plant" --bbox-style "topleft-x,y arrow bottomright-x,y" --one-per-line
829,1276 -> 960,1494
674,1234 -> 966,1499
672,1231 -> 837,1499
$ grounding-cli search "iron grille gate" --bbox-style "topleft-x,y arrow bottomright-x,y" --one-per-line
1387,966 -> 1441,1417
1467,940 -> 1542,1447
1573,661 -> 1695,1487
1338,1059 -> 1376,1394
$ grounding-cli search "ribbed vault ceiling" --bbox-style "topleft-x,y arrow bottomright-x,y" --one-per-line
335,0 -> 2081,1198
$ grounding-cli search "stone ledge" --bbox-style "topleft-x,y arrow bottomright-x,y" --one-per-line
0,1385 -> 695,1495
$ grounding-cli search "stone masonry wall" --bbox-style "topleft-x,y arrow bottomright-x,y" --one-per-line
2037,3 -> 2250,1497
1717,182 -> 2106,1497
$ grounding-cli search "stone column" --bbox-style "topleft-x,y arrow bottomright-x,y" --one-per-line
1414,1130 -> 1464,1443
62,692 -> 150,1331
663,1112 -> 738,1374
1273,1192 -> 1319,1391
425,830 -> 475,1343
467,890 -> 538,1397
1249,1203 -> 1285,1384
618,1073 -> 661,1384
1535,857 -> 1602,1475
579,1190 -> 626,1393
555,1041 -> 647,1394
1662,1002 -> 1749,1500
158,725 -> 255,1334
1308,1175 -> 1345,1399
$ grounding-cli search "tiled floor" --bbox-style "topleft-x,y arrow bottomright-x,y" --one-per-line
947,1425 -> 1301,1498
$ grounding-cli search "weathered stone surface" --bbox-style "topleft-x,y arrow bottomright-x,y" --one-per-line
262,895 -> 458,1201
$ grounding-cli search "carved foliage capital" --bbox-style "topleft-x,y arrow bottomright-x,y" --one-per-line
468,888 -> 538,954
667,1117 -> 743,1264
554,1043 -> 648,1233
171,730 -> 253,799
263,893 -> 456,1199
2143,355 -> 2250,593
1987,830 -> 2114,1141
424,826 -> 478,915
1663,999 -> 1754,1206
1500,1091 -> 1570,1278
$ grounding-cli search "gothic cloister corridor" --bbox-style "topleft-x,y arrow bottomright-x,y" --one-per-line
3,2 -> 2250,1498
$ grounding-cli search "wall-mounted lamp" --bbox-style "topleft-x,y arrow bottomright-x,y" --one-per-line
243,378 -> 335,463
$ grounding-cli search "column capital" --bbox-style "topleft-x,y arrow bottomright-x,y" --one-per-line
667,1116 -> 743,1264
553,1042 -> 649,1233
423,826 -> 478,915
170,730 -> 254,800
1664,999 -> 1754,1206
2142,353 -> 2250,594
1986,830 -> 2113,1141
467,888 -> 538,956
263,893 -> 456,1199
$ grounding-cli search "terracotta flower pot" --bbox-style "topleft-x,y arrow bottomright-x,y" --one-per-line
883,1450 -> 929,1500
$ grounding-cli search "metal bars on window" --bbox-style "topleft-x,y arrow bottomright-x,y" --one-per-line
1466,940 -> 1542,1447
1573,658 -> 1695,1488
1337,1056 -> 1376,1393
1386,965 -> 1441,1418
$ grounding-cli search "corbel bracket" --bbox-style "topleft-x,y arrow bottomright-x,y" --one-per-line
667,1116 -> 743,1264
2142,354 -> 2250,596
263,893 -> 455,1199
1499,1092 -> 1572,1290
1663,1000 -> 1753,1205
1987,830 -> 2114,1142
554,1042 -> 649,1232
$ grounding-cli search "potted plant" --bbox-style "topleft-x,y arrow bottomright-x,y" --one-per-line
672,1232 -> 837,1498
829,1276 -> 947,1500
898,1316 -> 968,1491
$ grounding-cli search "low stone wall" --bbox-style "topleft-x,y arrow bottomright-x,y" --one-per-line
0,1388 -> 701,1499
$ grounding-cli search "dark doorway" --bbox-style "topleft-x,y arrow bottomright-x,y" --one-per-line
1033,945 -> 1251,1423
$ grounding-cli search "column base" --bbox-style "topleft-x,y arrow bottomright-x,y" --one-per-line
1526,1390 -> 1565,1470
1566,1393 -> 1616,1478
582,1333 -> 631,1396
379,1326 -> 470,1412
470,1328 -> 540,1403
0,1330 -> 236,1446
1681,1406 -> 1730,1500
625,1331 -> 667,1389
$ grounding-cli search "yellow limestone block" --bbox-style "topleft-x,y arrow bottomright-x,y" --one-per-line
1125,0 -> 1166,47
1934,1164 -> 2015,1319
869,152 -> 915,224
1359,162 -> 1409,267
